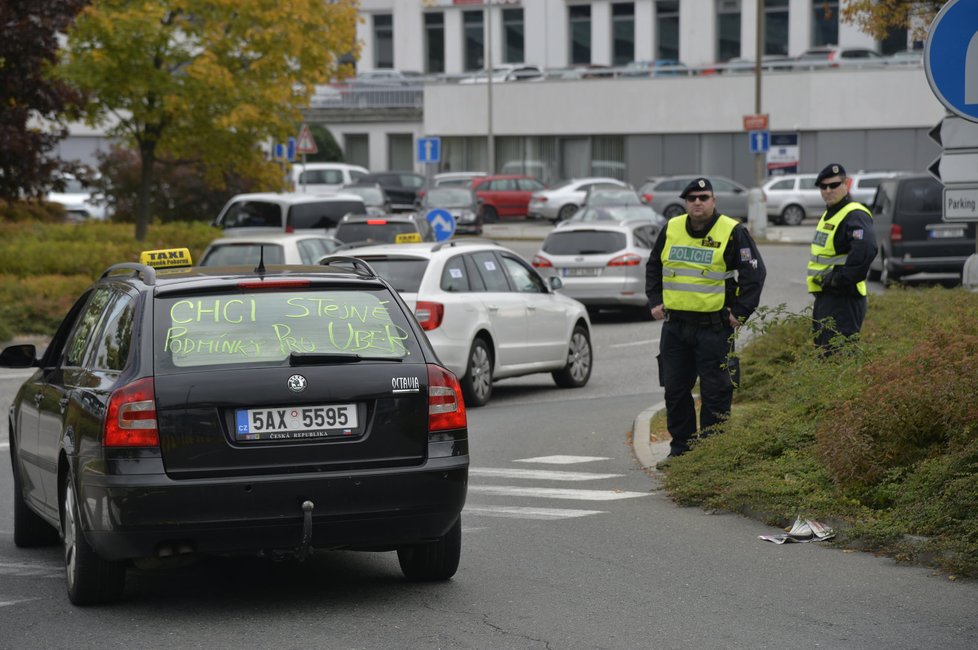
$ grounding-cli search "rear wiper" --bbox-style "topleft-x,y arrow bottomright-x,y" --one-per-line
289,352 -> 403,365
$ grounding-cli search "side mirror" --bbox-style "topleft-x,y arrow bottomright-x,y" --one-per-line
0,344 -> 38,368
548,276 -> 563,291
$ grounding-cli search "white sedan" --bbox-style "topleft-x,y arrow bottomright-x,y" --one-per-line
527,177 -> 629,223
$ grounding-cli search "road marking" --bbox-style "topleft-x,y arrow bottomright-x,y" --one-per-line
468,485 -> 648,501
514,455 -> 610,465
0,562 -> 62,578
470,467 -> 622,481
464,505 -> 605,520
0,597 -> 42,608
610,338 -> 658,348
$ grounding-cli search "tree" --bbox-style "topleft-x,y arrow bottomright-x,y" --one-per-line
305,124 -> 345,163
55,0 -> 359,239
0,0 -> 88,204
841,1 -> 945,42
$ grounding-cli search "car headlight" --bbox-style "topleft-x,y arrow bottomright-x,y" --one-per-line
458,210 -> 475,222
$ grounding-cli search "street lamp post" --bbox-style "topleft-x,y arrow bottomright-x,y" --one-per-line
486,1 -> 494,174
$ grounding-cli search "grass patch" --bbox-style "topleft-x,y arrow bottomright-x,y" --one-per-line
660,287 -> 978,577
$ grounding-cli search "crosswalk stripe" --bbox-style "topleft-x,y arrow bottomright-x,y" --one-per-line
514,455 -> 610,465
464,505 -> 605,520
0,597 -> 42,608
0,562 -> 62,579
469,467 -> 622,481
468,485 -> 648,501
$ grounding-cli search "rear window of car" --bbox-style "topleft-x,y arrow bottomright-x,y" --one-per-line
335,222 -> 418,244
543,231 -> 627,255
153,288 -> 421,371
355,257 -> 430,293
299,169 -> 343,185
223,201 -> 283,229
201,244 -> 285,267
289,201 -> 366,230
897,178 -> 942,214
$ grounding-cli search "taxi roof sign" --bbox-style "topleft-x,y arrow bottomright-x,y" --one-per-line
140,248 -> 193,269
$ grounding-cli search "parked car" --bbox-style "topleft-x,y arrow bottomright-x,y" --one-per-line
794,46 -> 887,70
341,70 -> 424,107
419,187 -> 483,235
532,220 -> 662,317
527,177 -> 629,223
343,240 -> 593,407
847,171 -> 912,207
340,182 -> 392,216
621,59 -> 690,77
358,171 -> 428,211
334,213 -> 435,247
869,174 -> 977,285
761,173 -> 822,225
471,174 -> 547,221
720,56 -> 794,74
1,247 -> 468,604
640,175 -> 749,221
459,64 -> 544,84
433,171 -> 488,188
886,49 -> 924,66
200,232 -> 341,266
46,173 -> 108,221
558,204 -> 666,230
213,192 -> 368,234
291,162 -> 369,193
582,187 -> 645,207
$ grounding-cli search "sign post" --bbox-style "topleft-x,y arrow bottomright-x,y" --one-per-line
295,124 -> 318,192
417,136 -> 441,187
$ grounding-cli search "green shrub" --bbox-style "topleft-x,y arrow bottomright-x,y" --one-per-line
1,200 -> 67,223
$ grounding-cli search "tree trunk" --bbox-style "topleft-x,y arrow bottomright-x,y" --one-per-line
135,142 -> 156,241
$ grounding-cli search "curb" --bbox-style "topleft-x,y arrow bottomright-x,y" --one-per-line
631,400 -> 671,470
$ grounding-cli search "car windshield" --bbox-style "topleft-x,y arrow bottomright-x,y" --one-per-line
289,201 -> 366,230
425,188 -> 473,207
543,231 -> 627,255
335,221 -> 418,244
153,288 -> 421,371
343,186 -> 385,206
355,256 -> 430,293
201,244 -> 286,266
587,190 -> 641,206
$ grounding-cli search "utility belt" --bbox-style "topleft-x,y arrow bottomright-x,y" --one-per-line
664,308 -> 730,331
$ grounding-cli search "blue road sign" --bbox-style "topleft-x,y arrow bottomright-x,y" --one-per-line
417,137 -> 441,164
273,143 -> 285,160
749,130 -> 770,154
925,0 -> 978,122
426,208 -> 455,241
287,137 -> 297,162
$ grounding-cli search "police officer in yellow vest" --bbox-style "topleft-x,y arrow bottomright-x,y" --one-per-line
808,163 -> 878,351
645,177 -> 767,459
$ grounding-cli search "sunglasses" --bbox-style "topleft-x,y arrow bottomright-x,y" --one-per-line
817,180 -> 844,190
685,194 -> 713,203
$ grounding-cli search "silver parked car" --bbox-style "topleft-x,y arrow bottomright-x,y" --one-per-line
558,204 -> 665,229
761,173 -> 822,225
532,219 -> 662,317
527,177 -> 630,222
640,175 -> 750,221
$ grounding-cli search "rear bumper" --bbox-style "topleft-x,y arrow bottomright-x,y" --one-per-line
78,456 -> 468,560
888,254 -> 970,275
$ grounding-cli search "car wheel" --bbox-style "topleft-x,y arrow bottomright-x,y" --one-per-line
556,204 -> 577,223
397,516 -> 461,582
663,203 -> 684,218
781,204 -> 805,226
879,254 -> 902,287
552,324 -> 593,388
482,206 -> 498,223
63,469 -> 126,605
11,438 -> 59,548
460,338 -> 492,407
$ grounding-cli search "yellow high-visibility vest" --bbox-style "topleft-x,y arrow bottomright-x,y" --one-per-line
807,202 -> 870,295
661,214 -> 738,312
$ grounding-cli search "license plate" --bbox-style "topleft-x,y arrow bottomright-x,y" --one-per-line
561,267 -> 601,277
929,228 -> 965,239
234,403 -> 358,441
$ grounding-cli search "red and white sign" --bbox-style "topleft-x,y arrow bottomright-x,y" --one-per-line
296,124 -> 318,155
742,114 -> 769,131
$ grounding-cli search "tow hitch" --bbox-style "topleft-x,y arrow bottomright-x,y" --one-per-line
295,500 -> 315,562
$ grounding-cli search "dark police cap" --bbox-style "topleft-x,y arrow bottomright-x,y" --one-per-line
679,177 -> 713,198
815,163 -> 846,185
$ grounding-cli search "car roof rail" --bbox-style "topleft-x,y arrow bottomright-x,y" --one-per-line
431,238 -> 499,252
318,255 -> 378,277
101,263 -> 156,286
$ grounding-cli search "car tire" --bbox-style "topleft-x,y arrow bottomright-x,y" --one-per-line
556,204 -> 577,223
11,438 -> 59,548
880,255 -> 902,287
397,516 -> 461,582
552,324 -> 593,388
482,206 -> 498,223
663,204 -> 684,218
460,338 -> 493,407
780,204 -> 805,226
63,469 -> 126,605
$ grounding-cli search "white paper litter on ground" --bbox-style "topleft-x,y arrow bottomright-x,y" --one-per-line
759,516 -> 836,544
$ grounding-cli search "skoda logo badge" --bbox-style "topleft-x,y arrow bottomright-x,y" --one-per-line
287,374 -> 307,393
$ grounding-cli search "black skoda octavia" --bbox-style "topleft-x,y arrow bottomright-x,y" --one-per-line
2,250 -> 468,605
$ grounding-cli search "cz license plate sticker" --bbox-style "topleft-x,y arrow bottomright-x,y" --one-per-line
235,403 -> 359,441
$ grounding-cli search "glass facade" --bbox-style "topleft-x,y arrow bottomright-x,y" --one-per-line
503,8 -> 525,64
656,1 -> 680,61
463,10 -> 484,71
424,12 -> 445,73
569,5 -> 592,65
764,0 -> 789,56
373,14 -> 393,69
612,3 -> 635,66
812,1 -> 839,47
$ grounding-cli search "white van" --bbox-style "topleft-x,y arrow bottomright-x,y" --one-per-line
291,163 -> 369,193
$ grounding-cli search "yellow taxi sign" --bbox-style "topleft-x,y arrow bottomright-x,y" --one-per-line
140,248 -> 193,269
395,232 -> 422,244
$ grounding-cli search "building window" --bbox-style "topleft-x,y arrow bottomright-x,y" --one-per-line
812,1 -> 839,47
503,8 -> 525,63
612,3 -> 635,66
716,0 -> 741,62
424,13 -> 445,73
656,1 -> 680,61
373,14 -> 393,69
569,5 -> 592,65
764,0 -> 789,56
463,10 -> 484,71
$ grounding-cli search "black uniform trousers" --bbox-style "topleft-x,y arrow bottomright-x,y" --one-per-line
812,292 -> 867,349
658,318 -> 735,457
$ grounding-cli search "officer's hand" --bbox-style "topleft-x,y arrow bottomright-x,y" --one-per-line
650,304 -> 666,320
728,311 -> 742,329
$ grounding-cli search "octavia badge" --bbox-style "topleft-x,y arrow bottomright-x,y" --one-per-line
287,374 -> 307,393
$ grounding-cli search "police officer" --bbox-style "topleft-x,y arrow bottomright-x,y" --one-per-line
645,177 -> 767,459
807,163 -> 878,351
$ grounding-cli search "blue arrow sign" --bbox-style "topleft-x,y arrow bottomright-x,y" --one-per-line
749,130 -> 770,154
925,0 -> 978,122
426,208 -> 455,241
417,137 -> 441,164
273,143 -> 285,160
287,137 -> 297,162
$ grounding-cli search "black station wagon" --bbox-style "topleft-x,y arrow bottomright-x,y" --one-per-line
2,250 -> 468,605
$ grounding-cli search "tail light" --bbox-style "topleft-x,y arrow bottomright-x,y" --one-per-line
367,219 -> 388,225
104,377 -> 159,447
285,225 -> 295,233
890,224 -> 903,242
427,364 -> 467,431
641,193 -> 654,203
608,253 -> 642,267
531,255 -> 553,268
415,301 -> 445,330
238,279 -> 311,290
